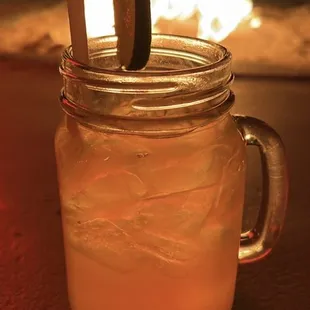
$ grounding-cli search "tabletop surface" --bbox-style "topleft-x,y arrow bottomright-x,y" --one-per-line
0,58 -> 309,310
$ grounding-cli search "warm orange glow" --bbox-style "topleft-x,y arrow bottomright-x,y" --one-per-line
84,0 -> 115,38
250,17 -> 262,29
85,0 -> 260,42
196,0 -> 254,41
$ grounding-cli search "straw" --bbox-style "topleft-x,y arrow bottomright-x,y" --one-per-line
67,0 -> 89,64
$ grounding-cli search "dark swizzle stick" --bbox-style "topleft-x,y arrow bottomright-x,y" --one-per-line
113,0 -> 152,70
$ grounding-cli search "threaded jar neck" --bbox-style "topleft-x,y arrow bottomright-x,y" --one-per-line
60,34 -> 234,136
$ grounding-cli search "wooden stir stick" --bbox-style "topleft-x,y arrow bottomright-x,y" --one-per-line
67,0 -> 89,64
113,0 -> 152,70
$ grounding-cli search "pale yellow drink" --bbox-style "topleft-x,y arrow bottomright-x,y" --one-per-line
55,114 -> 246,310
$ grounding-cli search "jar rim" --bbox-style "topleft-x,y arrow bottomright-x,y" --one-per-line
62,34 -> 232,78
60,34 -> 234,136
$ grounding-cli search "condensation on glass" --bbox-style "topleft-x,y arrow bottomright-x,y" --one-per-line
55,35 -> 288,310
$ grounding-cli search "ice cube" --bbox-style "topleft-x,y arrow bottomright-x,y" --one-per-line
137,186 -> 217,238
62,170 -> 147,222
65,217 -> 143,273
64,185 -> 218,273
133,142 -> 232,199
57,120 -> 113,197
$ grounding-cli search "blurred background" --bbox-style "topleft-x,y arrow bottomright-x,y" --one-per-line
0,1 -> 310,310
1,0 -> 310,76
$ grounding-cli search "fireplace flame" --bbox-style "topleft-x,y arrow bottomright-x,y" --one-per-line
85,0 -> 259,42
196,0 -> 254,41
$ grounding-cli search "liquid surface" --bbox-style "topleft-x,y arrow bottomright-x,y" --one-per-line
55,115 -> 246,310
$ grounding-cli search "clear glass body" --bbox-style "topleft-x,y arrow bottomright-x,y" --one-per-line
55,112 -> 246,310
55,35 -> 288,310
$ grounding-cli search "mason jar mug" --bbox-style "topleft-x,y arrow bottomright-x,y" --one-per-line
55,35 -> 288,310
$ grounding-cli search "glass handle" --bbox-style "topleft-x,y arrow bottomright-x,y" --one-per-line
234,116 -> 288,264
